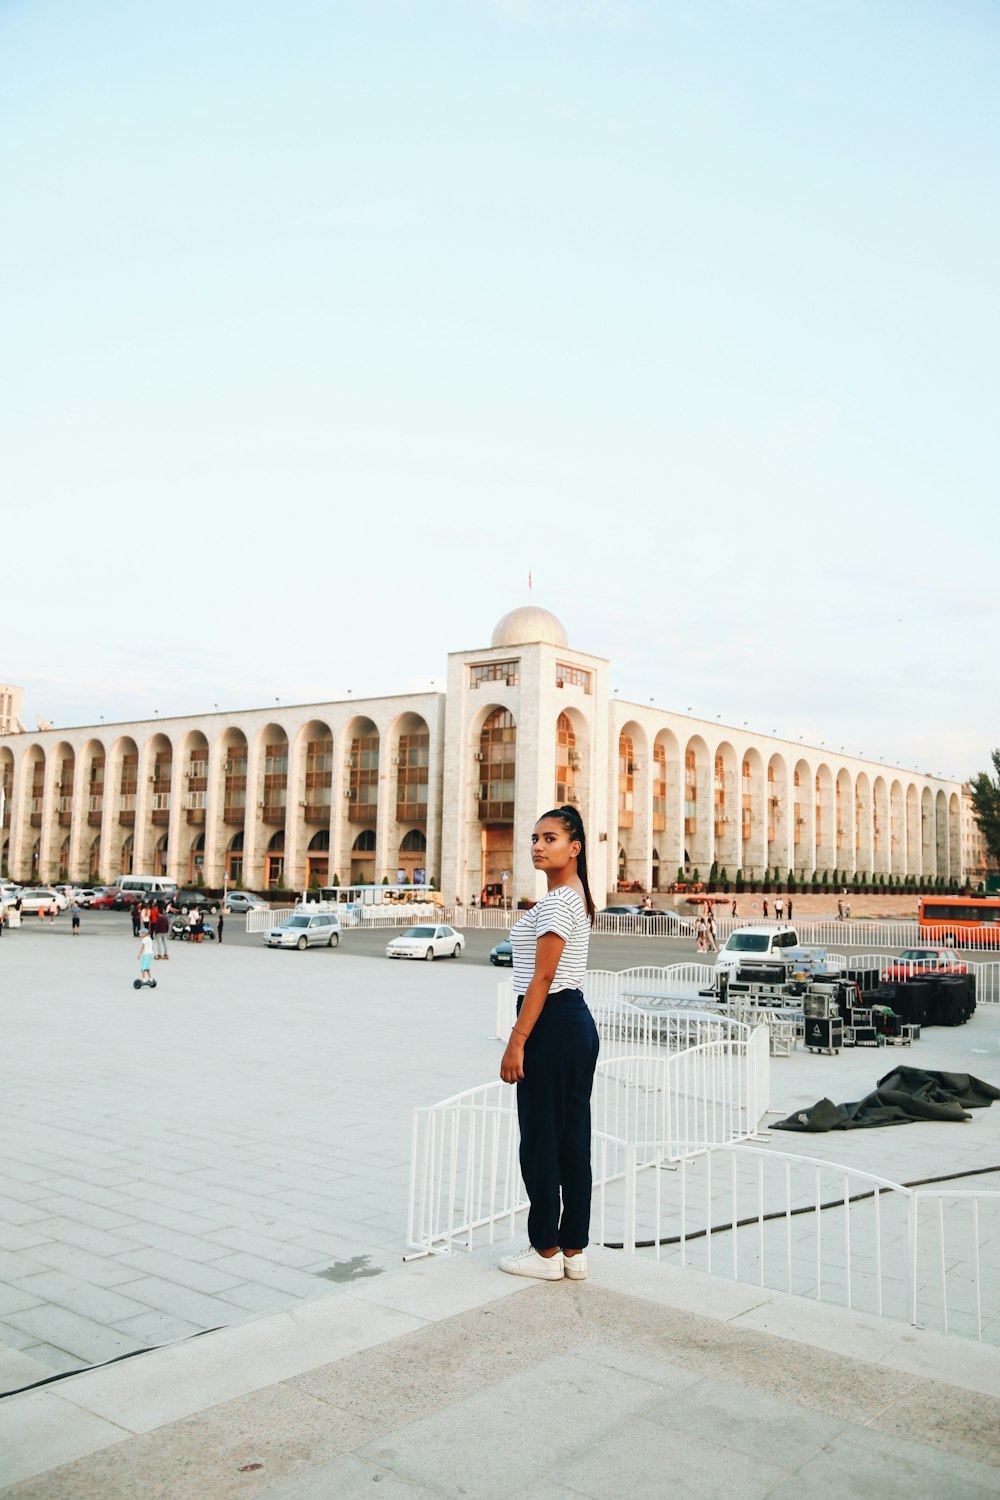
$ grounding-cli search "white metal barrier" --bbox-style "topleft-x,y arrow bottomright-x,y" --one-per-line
494,964 -> 719,1040
641,1146 -> 1000,1345
407,1030 -> 769,1258
245,906 -> 294,933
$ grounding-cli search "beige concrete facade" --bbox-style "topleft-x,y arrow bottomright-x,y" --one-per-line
0,609 -> 966,895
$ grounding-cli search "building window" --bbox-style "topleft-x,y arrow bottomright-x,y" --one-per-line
714,754 -> 727,839
684,748 -> 697,837
263,741 -> 288,824
348,733 -> 379,822
119,753 -> 137,821
224,743 -> 248,825
555,664 -> 592,694
187,746 -> 208,824
652,743 -> 667,833
618,733 -> 634,830
396,732 -> 429,822
555,713 -> 578,804
478,709 -> 516,822
304,737 -> 333,823
469,661 -> 519,689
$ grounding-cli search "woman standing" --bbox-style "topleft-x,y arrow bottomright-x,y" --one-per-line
499,806 -> 598,1282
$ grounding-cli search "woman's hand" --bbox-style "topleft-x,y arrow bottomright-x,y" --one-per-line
500,1035 -> 525,1084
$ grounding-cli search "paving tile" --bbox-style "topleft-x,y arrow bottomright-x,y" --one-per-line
14,1241 -> 144,1289
95,1276 -> 256,1329
24,1219 -> 144,1258
640,1371 -> 850,1458
0,1383 -> 379,1500
0,1346 -> 55,1396
0,1319 -> 38,1350
118,1221 -> 236,1263
867,1384 -> 1000,1469
111,1248 -> 246,1295
556,1412 -> 793,1499
0,1285 -> 44,1318
355,1348 -> 664,1498
253,1454 -> 447,1500
7,1272 -> 153,1325
0,1389 -> 127,1489
28,1197 -> 138,1232
206,1254 -> 329,1298
56,1297 -> 426,1433
0,1226 -> 51,1253
201,1228 -> 327,1269
217,1284 -> 305,1316
31,1178 -> 132,1209
16,1344 -> 88,1375
112,1311 -> 205,1347
0,1195 -> 49,1227
108,1200 -> 220,1236
765,1425 -> 1000,1499
0,1178 -> 49,1206
0,1249 -> 46,1281
2,1305 -> 146,1365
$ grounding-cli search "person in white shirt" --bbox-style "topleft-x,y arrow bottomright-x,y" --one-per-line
499,805 -> 598,1283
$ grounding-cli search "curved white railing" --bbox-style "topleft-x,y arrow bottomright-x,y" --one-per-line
407,1031 -> 769,1259
641,1145 -> 1000,1345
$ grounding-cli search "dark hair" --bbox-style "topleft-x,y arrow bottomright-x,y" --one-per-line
537,805 -> 596,923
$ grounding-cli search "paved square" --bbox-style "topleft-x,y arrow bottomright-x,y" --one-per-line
1,916 -> 999,1378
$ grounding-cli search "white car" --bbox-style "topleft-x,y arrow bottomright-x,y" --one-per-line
15,887 -> 65,913
264,912 -> 341,950
386,924 -> 464,961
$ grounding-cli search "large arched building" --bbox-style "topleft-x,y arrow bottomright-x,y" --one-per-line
1,607 -> 965,900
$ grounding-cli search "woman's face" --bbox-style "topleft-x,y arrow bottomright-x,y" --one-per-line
531,817 -> 580,873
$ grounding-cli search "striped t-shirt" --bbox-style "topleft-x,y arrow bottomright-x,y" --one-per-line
509,886 -> 590,995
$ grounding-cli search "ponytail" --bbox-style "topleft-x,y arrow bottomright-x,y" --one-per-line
539,804 -> 597,924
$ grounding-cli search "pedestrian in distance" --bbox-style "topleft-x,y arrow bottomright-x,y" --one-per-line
762,898 -> 769,919
137,929 -> 155,988
71,900 -> 81,935
731,899 -> 738,917
705,908 -> 718,952
837,896 -> 844,920
131,900 -> 142,938
153,905 -> 169,959
774,895 -> 784,920
695,915 -> 707,953
48,898 -> 58,924
217,909 -> 224,944
787,897 -> 793,919
498,804 -> 598,1283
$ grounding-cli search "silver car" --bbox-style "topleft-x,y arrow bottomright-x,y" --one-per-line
226,891 -> 269,914
264,912 -> 341,950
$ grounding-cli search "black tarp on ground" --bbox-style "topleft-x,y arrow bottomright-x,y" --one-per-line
773,1067 -> 1000,1132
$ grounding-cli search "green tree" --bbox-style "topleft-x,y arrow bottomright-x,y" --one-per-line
969,750 -> 1000,867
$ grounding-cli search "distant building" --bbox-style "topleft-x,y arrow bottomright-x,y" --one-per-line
0,609 -> 966,893
0,684 -> 24,736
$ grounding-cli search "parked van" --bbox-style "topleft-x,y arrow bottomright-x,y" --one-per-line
113,875 -> 178,903
714,924 -> 800,977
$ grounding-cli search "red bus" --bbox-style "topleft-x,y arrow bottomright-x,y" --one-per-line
918,895 -> 1000,948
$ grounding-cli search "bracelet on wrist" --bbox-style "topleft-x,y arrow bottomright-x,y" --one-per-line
511,1028 -> 529,1040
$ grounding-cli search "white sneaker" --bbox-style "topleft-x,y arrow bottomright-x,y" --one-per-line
499,1246 -> 564,1280
562,1252 -> 587,1281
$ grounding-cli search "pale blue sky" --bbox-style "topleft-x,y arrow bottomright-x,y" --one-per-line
2,0 -> 997,779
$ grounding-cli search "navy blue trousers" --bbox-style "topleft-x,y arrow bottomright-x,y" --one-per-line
516,989 -> 600,1251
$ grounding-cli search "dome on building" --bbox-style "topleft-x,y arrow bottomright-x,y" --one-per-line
491,605 -> 569,649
